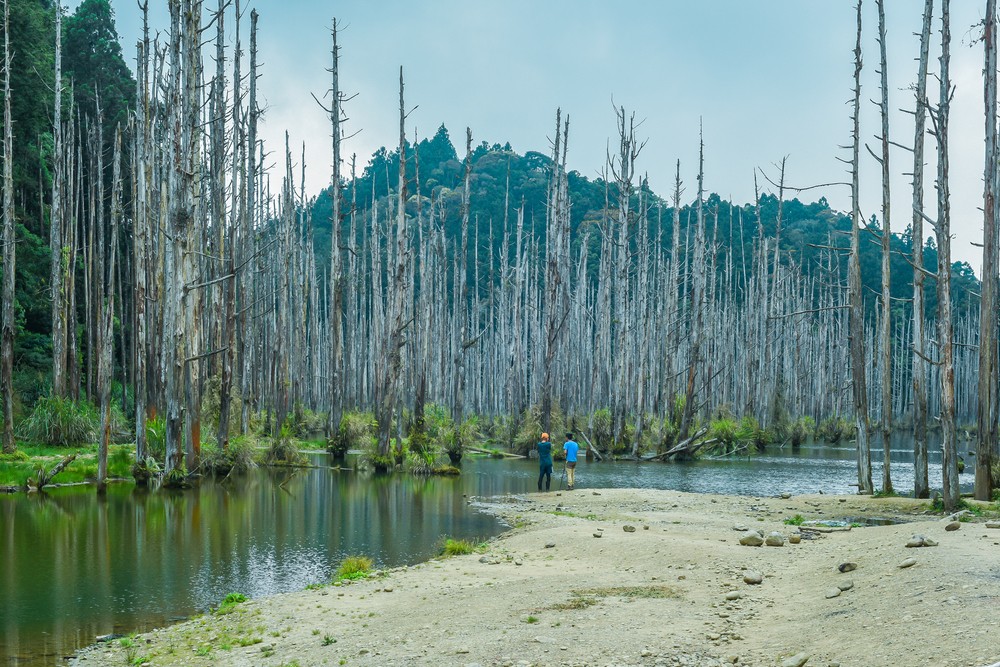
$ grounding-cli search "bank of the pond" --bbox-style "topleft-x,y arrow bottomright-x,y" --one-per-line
74,488 -> 1000,667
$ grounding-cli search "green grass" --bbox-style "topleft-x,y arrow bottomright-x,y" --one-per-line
523,615 -> 539,624
336,555 -> 373,581
214,592 -> 248,615
440,538 -> 477,556
783,514 -> 805,526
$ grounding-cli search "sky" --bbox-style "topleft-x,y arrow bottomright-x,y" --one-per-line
71,0 -> 993,272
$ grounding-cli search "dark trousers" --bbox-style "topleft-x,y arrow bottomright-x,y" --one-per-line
538,462 -> 553,490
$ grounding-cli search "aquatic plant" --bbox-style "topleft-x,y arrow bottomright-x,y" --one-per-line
788,416 -> 815,446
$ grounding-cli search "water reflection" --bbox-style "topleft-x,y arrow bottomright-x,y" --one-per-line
0,435 -> 973,665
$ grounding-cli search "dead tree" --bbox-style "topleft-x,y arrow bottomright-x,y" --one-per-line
49,0 -> 67,397
931,0 -> 960,510
848,0 -> 874,494
875,0 -> 893,493
977,0 -> 999,500
911,0 -> 934,499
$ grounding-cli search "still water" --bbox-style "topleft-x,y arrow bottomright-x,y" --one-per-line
0,438 -> 974,665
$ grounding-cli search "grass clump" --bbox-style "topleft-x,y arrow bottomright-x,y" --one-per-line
264,427 -> 306,466
200,436 -> 259,477
214,592 -> 248,616
17,396 -> 99,446
336,555 -> 373,581
440,538 -> 476,557
783,514 -> 805,526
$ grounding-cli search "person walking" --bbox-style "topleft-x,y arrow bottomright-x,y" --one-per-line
563,433 -> 580,490
537,432 -> 553,491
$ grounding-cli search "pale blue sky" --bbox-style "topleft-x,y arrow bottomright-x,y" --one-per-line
75,0 -> 991,270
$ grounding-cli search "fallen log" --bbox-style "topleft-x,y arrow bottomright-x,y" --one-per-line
799,525 -> 852,534
578,432 -> 603,461
645,429 -> 713,461
466,446 -> 526,459
31,454 -> 77,491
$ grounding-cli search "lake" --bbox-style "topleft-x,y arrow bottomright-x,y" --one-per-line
0,437 -> 974,665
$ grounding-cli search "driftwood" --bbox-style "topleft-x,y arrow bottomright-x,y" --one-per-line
30,454 -> 77,491
644,429 -> 712,461
467,446 -> 525,459
579,432 -> 602,461
799,525 -> 852,534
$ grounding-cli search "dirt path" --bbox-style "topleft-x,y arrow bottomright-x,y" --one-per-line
73,489 -> 1000,667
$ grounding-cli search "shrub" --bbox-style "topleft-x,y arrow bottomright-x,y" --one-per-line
285,404 -> 326,438
108,445 -> 134,478
336,555 -> 373,581
788,416 -> 816,447
338,412 -> 377,451
200,437 -> 259,477
737,416 -> 772,451
514,404 -> 565,456
146,417 -> 166,461
264,427 -> 306,466
17,396 -> 99,446
816,416 -> 854,444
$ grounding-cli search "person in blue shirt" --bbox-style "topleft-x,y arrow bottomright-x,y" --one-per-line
563,433 -> 580,490
536,432 -> 553,491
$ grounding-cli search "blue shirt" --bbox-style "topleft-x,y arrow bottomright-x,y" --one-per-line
563,440 -> 579,462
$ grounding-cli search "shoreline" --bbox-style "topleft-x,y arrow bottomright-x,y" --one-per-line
73,488 -> 1000,667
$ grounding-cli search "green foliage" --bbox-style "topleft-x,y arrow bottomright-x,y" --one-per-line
514,404 -> 565,456
284,404 -> 326,438
432,464 -> 461,475
145,417 -> 166,461
200,437 -> 259,477
338,411 -> 377,451
710,417 -> 740,447
107,445 -> 132,478
783,514 -> 805,526
440,538 -> 476,557
213,592 -> 248,616
816,416 -> 854,444
322,634 -> 336,646
736,416 -> 772,450
17,396 -> 98,446
264,427 -> 305,466
0,450 -> 28,462
336,555 -> 373,581
162,465 -> 190,489
788,416 -> 815,446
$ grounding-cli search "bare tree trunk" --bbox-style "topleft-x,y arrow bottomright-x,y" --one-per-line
1,0 -> 15,455
934,0 -> 960,511
876,0 -> 893,494
680,125 -> 706,443
50,0 -> 66,397
911,0 -> 934,499
977,0 -> 999,500
327,18 -> 345,442
98,127 -> 123,493
849,0 -> 874,495
133,2 -> 151,469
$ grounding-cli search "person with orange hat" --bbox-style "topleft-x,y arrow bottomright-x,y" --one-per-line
537,432 -> 553,491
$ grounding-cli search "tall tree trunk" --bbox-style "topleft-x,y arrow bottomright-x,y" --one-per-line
327,18 -> 345,442
911,0 -> 934,499
849,0 -> 874,495
50,0 -> 66,397
1,0 -> 15,455
876,0 -> 893,494
977,0 -> 999,500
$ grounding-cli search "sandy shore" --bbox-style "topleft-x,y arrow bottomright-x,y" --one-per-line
73,488 -> 1000,667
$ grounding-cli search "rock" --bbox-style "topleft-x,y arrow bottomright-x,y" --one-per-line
514,559 -> 523,566
899,557 -> 917,569
838,562 -> 857,573
739,531 -> 764,547
837,580 -> 854,592
780,653 -> 810,667
922,537 -> 938,547
623,525 -> 637,533
640,649 -> 654,657
986,521 -> 1000,529
544,542 -> 556,549
743,570 -> 763,585
383,586 -> 393,592
593,532 -> 602,538
788,534 -> 802,544
907,534 -> 938,548
478,555 -> 501,565
725,591 -> 742,601
643,524 -> 650,530
733,523 -> 749,532
945,521 -> 961,531
592,491 -> 601,496
838,498 -> 847,502
780,492 -> 792,499
533,635 -> 555,644
824,588 -> 841,599
724,655 -> 740,664
765,532 -> 785,547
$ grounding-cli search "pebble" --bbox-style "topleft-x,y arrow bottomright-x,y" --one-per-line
899,557 -> 917,569
780,653 -> 810,667
733,523 -> 749,532
838,562 -> 857,573
514,559 -> 523,566
593,532 -> 602,538
724,655 -> 740,664
945,521 -> 961,531
725,591 -> 742,601
544,542 -> 556,549
788,534 -> 801,544
837,580 -> 854,592
906,534 -> 938,548
743,570 -> 763,585
780,492 -> 792,499
383,586 -> 394,592
623,525 -> 637,533
825,588 -> 841,599
765,531 -> 785,547
985,520 -> 1000,529
739,531 -> 764,547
